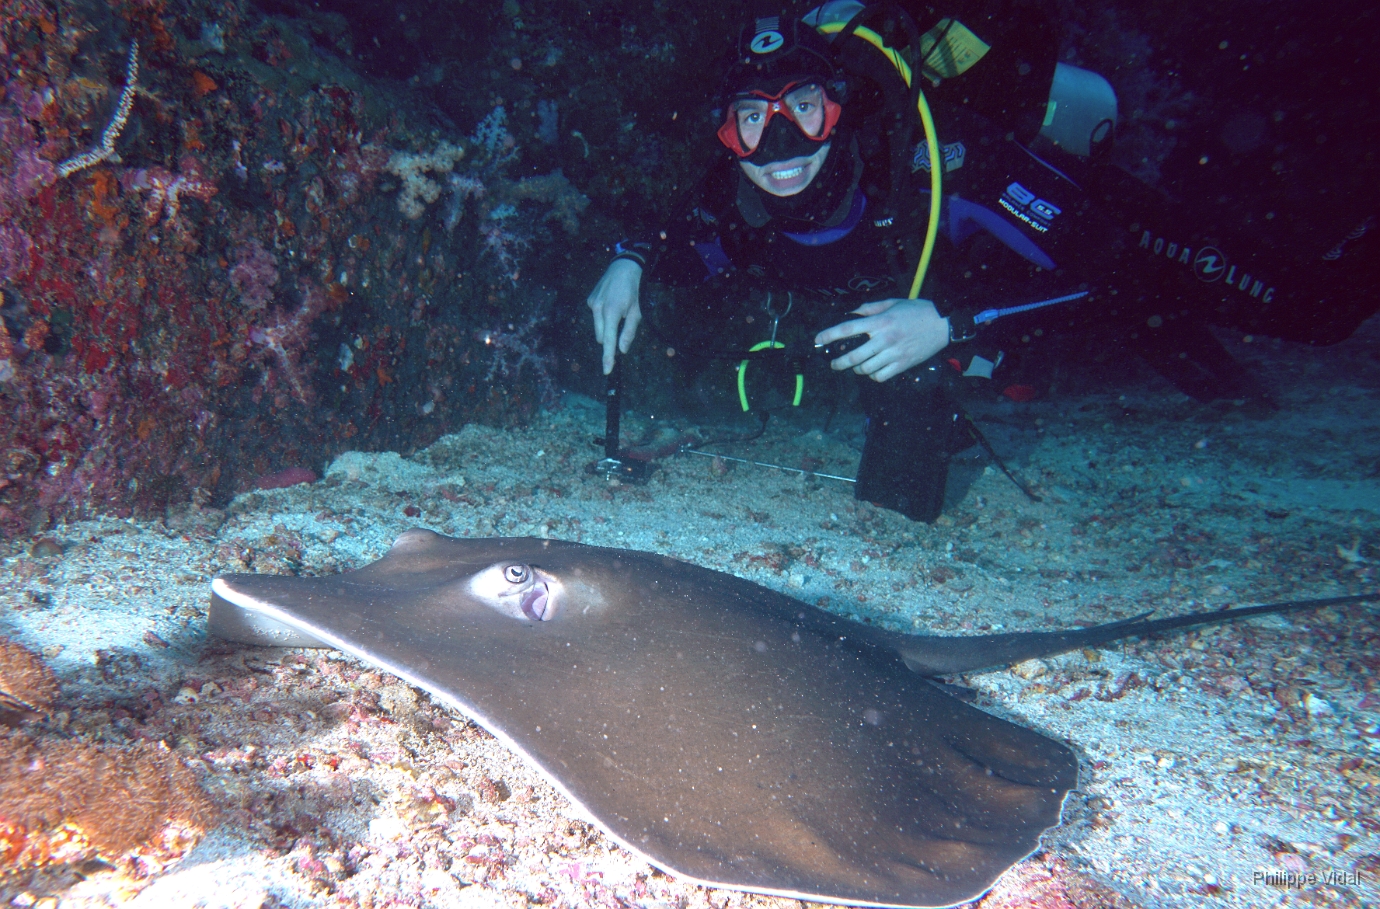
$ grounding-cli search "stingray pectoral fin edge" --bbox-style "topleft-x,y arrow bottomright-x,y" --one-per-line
210,580 -> 337,648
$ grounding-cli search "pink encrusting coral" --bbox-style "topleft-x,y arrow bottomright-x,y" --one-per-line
246,282 -> 337,405
0,223 -> 34,283
119,158 -> 218,231
0,80 -> 54,282
228,238 -> 279,311
253,466 -> 317,490
1,81 -> 57,199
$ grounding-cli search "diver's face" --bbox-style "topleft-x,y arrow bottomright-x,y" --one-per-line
738,142 -> 831,197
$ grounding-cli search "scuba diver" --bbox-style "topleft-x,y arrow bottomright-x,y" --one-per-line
586,1 -> 1378,522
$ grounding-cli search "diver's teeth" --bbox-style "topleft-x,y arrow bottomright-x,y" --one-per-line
770,166 -> 804,180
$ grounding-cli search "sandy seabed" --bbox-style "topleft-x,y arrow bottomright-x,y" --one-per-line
1,321 -> 1377,909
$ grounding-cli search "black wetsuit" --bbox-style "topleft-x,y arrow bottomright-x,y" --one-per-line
621,126 -> 1017,524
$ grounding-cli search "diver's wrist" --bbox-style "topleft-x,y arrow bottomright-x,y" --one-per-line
612,239 -> 650,269
609,256 -> 644,276
947,311 -> 977,344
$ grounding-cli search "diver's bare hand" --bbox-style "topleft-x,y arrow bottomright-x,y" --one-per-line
587,259 -> 643,375
813,299 -> 950,382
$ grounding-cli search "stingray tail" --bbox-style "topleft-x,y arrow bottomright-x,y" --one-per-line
899,592 -> 1379,676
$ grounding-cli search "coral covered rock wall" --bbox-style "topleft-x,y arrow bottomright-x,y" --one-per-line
0,0 -> 723,536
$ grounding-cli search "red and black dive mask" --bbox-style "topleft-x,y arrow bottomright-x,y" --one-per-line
717,80 -> 842,163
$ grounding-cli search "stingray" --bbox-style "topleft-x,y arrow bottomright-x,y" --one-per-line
209,531 -> 1375,909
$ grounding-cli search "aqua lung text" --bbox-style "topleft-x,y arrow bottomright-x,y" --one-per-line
1138,229 -> 1275,304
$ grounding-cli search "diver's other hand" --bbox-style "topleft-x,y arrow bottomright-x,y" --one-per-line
588,258 -> 644,375
814,299 -> 950,382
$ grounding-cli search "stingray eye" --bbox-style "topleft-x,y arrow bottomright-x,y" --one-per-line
504,564 -> 530,584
